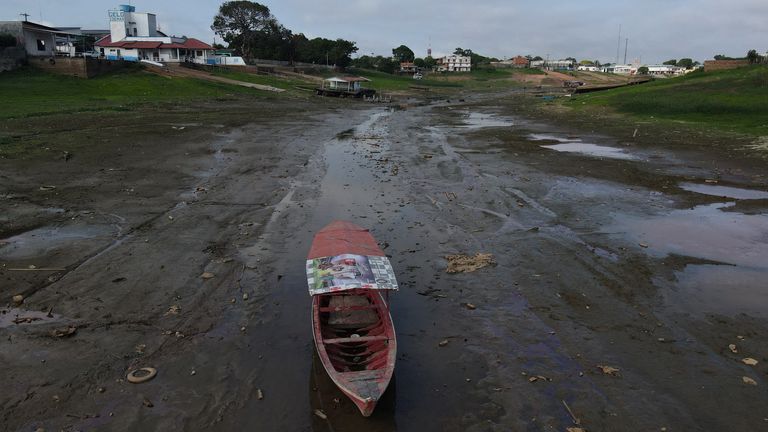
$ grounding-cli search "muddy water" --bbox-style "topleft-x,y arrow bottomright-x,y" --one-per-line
233,110 -> 416,430
679,182 -> 768,200
607,202 -> 768,317
540,142 -> 639,160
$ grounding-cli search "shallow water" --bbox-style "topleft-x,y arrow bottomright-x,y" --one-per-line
0,225 -> 115,260
541,143 -> 639,160
670,265 -> 768,318
608,202 -> 768,316
527,133 -> 580,143
679,182 -> 768,200
459,112 -> 514,129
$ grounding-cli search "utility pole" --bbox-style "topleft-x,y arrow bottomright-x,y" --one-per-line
616,24 -> 621,64
624,38 -> 628,64
20,12 -> 30,21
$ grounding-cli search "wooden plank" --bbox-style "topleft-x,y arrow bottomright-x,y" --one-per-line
323,335 -> 388,345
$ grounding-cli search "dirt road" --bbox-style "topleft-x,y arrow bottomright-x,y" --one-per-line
1,92 -> 767,431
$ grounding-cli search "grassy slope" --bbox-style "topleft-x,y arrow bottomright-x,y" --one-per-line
208,68 -> 313,92
0,67 -> 260,119
569,66 -> 768,136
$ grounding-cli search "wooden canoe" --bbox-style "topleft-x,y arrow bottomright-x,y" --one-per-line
307,221 -> 397,417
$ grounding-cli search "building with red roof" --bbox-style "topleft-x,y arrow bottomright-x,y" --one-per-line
95,4 -> 214,64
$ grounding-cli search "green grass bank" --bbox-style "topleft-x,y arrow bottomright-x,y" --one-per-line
567,66 -> 768,136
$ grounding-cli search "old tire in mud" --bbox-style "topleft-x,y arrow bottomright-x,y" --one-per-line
127,367 -> 157,384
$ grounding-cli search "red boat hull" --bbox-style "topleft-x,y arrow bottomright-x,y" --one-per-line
308,221 -> 397,417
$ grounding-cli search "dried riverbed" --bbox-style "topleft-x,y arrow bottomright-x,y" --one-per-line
1,92 -> 767,431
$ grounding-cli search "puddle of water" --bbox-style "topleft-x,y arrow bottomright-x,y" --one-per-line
609,203 -> 768,268
527,133 -> 580,143
0,225 -> 115,260
669,265 -> 768,318
541,143 -> 639,160
0,307 -> 65,329
679,182 -> 768,200
609,203 -> 768,317
459,112 -> 514,129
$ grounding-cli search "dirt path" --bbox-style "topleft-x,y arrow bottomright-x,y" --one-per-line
1,93 -> 767,431
148,64 -> 286,92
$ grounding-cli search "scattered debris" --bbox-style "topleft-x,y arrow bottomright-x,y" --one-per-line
566,428 -> 587,432
742,358 -> 758,366
528,375 -> 551,383
444,253 -> 496,274
143,398 -> 154,408
242,293 -> 249,301
257,389 -> 264,400
438,339 -> 449,347
112,277 -> 126,283
12,294 -> 24,305
314,409 -> 327,420
742,376 -> 758,386
12,316 -> 42,324
729,344 -> 738,354
201,272 -> 215,280
49,326 -> 77,338
127,367 -> 157,384
165,305 -> 181,315
562,400 -> 581,425
596,365 -> 621,377
39,185 -> 56,191
135,344 -> 146,354
464,303 -> 477,310
639,243 -> 649,248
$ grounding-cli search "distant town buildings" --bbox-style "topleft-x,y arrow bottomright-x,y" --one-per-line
530,59 -> 576,71
437,54 -> 471,72
491,56 -> 530,68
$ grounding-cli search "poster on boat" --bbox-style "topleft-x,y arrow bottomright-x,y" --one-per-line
306,254 -> 399,296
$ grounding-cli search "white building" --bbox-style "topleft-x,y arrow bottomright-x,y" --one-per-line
95,4 -> 214,64
577,65 -> 600,72
646,65 -> 684,76
437,55 -> 471,72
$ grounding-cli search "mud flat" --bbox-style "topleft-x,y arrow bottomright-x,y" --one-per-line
1,92 -> 767,431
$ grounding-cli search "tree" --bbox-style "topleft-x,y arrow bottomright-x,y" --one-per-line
211,1 -> 274,56
531,56 -> 543,61
423,56 -> 436,69
676,58 -> 694,69
637,66 -> 649,75
747,49 -> 760,64
392,45 -> 415,62
413,57 -> 426,68
663,59 -> 677,65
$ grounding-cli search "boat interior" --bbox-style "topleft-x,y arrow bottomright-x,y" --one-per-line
318,290 -> 391,373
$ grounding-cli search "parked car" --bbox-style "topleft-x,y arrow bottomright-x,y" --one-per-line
413,73 -> 423,80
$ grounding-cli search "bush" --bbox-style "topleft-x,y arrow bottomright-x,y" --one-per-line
0,33 -> 17,48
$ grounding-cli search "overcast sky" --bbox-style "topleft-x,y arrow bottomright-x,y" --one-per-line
2,0 -> 766,64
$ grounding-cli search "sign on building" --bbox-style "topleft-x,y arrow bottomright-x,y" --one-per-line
108,10 -> 125,22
